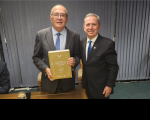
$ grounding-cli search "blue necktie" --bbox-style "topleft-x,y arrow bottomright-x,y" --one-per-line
87,41 -> 92,59
55,33 -> 61,50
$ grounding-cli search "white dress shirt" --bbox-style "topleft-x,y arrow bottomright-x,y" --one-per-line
52,27 -> 67,50
86,34 -> 98,60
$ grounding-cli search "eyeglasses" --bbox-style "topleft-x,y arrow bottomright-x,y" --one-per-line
51,14 -> 67,19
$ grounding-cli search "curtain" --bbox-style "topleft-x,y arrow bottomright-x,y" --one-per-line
115,1 -> 150,81
0,1 -> 116,88
0,37 -> 5,61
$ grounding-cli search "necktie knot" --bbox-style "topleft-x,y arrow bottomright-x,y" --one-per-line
57,33 -> 61,36
89,40 -> 92,45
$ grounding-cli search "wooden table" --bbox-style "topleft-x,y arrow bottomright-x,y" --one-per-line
0,88 -> 88,99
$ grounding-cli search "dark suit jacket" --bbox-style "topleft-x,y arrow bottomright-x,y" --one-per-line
0,61 -> 10,94
32,27 -> 80,93
80,34 -> 119,99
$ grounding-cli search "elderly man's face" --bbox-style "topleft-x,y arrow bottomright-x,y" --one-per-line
83,16 -> 101,40
50,5 -> 68,32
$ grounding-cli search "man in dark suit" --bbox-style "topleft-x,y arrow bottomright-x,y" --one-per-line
80,13 -> 119,99
32,5 -> 80,93
0,61 -> 10,94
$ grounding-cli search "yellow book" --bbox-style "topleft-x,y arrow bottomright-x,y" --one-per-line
48,49 -> 72,80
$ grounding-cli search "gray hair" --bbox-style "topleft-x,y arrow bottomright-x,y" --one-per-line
50,4 -> 68,17
83,13 -> 100,25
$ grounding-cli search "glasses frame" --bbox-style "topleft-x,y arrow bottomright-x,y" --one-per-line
51,14 -> 67,19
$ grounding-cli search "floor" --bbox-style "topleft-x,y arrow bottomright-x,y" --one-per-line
109,80 -> 150,99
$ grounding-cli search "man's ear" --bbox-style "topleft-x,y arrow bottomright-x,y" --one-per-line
50,15 -> 52,22
66,16 -> 68,22
99,24 -> 101,30
83,25 -> 85,31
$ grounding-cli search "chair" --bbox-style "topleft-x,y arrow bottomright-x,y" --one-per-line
78,60 -> 83,88
37,72 -> 42,91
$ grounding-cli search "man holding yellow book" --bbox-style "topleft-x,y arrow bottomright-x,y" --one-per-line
32,5 -> 80,93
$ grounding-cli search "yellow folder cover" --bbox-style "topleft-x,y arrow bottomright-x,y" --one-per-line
48,49 -> 72,80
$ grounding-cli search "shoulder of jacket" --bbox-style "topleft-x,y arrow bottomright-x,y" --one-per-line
37,27 -> 51,35
79,38 -> 86,46
100,36 -> 114,44
67,28 -> 79,36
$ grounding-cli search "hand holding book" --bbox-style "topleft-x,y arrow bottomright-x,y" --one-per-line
45,68 -> 55,81
48,49 -> 73,80
46,57 -> 75,81
67,57 -> 75,67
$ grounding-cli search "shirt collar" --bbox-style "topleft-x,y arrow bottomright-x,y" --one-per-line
52,26 -> 66,36
87,34 -> 98,43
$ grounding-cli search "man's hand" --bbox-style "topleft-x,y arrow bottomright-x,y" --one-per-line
103,86 -> 112,98
67,57 -> 75,67
45,68 -> 55,81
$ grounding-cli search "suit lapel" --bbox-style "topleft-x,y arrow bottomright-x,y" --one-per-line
87,34 -> 102,62
46,27 -> 55,50
65,27 -> 72,49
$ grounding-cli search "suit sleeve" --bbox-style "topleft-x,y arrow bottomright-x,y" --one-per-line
105,41 -> 119,88
73,34 -> 80,69
0,63 -> 10,94
32,33 -> 49,73
0,86 -> 10,94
